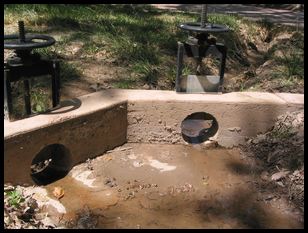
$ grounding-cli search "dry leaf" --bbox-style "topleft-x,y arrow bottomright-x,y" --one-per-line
103,156 -> 113,162
52,187 -> 64,200
271,171 -> 290,181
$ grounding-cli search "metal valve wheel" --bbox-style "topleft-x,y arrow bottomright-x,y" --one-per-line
4,21 -> 55,51
4,34 -> 55,50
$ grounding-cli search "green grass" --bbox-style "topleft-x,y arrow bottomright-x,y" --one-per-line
5,190 -> 25,208
31,88 -> 50,113
112,77 -> 137,89
276,51 -> 303,78
4,4 -> 304,93
265,31 -> 304,82
5,4 -> 246,88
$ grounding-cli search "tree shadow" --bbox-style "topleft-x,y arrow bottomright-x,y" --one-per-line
196,187 -> 278,228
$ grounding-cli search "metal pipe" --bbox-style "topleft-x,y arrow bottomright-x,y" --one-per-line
201,4 -> 208,28
175,42 -> 184,92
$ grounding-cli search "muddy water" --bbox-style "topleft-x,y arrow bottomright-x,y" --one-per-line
44,143 -> 303,229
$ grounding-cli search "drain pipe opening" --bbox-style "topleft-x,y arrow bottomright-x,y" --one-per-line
30,144 -> 72,185
181,112 -> 218,144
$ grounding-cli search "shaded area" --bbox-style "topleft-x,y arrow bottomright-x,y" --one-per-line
44,98 -> 82,114
240,110 -> 304,211
31,144 -> 72,185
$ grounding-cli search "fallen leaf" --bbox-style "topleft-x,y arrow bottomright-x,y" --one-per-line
103,156 -> 113,162
52,187 -> 64,200
271,171 -> 290,181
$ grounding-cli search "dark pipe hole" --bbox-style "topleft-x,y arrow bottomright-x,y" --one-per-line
181,112 -> 218,144
30,144 -> 72,185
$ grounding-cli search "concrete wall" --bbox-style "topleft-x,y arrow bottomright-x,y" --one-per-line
4,90 -> 304,184
4,99 -> 127,185
126,92 -> 304,147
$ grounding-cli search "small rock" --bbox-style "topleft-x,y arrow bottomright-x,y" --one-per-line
260,171 -> 269,181
171,139 -> 178,144
252,134 -> 267,143
165,126 -> 172,132
264,194 -> 275,201
89,83 -> 101,92
228,127 -> 241,132
105,178 -> 111,184
135,116 -> 142,122
143,84 -> 150,89
276,181 -> 285,187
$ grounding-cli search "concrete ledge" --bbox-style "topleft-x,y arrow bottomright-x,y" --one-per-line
4,90 -> 304,184
125,91 -> 303,146
4,99 -> 127,184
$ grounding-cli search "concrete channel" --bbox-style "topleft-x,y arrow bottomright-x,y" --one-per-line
4,89 -> 304,185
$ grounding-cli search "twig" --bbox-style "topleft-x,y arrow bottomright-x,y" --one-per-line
106,147 -> 132,153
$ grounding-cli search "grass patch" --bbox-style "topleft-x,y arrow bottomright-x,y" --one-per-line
4,4 -> 304,93
5,4 -> 244,88
59,61 -> 82,83
275,51 -> 303,78
5,190 -> 25,208
265,31 -> 304,81
34,48 -> 82,85
112,77 -> 137,89
131,61 -> 159,85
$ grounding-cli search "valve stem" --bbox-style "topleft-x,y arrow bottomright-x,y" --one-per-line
201,5 -> 208,28
18,21 -> 26,43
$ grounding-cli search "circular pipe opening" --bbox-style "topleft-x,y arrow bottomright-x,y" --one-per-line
181,112 -> 218,144
30,144 -> 72,185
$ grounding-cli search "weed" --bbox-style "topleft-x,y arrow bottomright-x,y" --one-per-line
182,65 -> 195,76
5,190 -> 25,208
112,77 -> 137,89
279,51 -> 303,78
208,13 -> 241,32
131,61 -> 159,84
31,88 -> 50,113
59,61 -> 82,83
270,125 -> 295,140
239,82 -> 246,92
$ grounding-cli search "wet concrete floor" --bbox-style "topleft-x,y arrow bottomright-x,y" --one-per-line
43,143 -> 303,229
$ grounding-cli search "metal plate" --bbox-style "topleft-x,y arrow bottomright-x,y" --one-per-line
179,22 -> 229,33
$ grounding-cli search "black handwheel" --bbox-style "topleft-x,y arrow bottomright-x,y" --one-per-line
179,22 -> 229,33
4,34 -> 56,50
